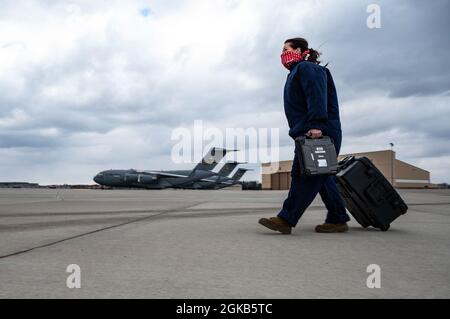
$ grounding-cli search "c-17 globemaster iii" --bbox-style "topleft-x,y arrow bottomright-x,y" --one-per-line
93,147 -> 244,189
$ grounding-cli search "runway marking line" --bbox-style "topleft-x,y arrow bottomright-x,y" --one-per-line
0,202 -> 205,260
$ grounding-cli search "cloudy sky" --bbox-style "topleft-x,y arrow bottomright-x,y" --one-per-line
0,0 -> 449,184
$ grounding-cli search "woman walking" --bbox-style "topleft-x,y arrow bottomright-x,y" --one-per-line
259,37 -> 350,234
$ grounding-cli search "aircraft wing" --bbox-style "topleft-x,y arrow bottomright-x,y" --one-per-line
141,171 -> 188,178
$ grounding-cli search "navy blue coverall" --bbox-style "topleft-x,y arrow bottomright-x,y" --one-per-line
277,60 -> 350,227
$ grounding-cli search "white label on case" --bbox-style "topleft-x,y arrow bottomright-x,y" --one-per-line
318,159 -> 328,167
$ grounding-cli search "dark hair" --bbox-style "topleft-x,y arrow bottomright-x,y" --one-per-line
284,37 -> 321,64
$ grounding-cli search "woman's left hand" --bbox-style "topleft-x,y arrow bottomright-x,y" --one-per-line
307,129 -> 322,138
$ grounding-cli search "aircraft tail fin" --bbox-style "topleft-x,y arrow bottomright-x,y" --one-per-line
217,161 -> 245,177
190,147 -> 238,176
231,168 -> 251,181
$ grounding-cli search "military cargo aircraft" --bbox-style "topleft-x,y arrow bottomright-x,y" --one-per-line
93,147 -> 238,189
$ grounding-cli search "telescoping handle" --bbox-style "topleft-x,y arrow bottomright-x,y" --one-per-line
337,155 -> 355,171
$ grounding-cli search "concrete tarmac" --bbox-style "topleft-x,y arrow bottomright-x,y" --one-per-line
0,188 -> 449,298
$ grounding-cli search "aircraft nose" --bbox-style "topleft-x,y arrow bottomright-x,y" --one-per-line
93,174 -> 102,184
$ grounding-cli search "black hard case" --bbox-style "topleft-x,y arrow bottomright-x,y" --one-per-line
294,136 -> 339,176
336,156 -> 408,231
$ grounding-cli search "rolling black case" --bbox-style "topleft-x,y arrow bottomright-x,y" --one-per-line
336,156 -> 408,231
294,135 -> 339,176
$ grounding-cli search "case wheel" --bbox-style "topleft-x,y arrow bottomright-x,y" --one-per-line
380,224 -> 390,231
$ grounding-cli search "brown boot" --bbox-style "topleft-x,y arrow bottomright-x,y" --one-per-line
315,223 -> 349,233
258,216 -> 292,234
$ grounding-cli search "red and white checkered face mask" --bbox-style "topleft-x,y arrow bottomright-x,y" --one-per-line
280,50 -> 310,70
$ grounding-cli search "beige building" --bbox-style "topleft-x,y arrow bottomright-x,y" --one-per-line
262,150 -> 432,190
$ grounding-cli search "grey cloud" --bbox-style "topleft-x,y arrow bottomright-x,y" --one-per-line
311,0 -> 450,99
0,132 -> 61,148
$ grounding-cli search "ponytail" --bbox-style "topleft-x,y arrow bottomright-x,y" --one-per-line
306,48 -> 320,64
